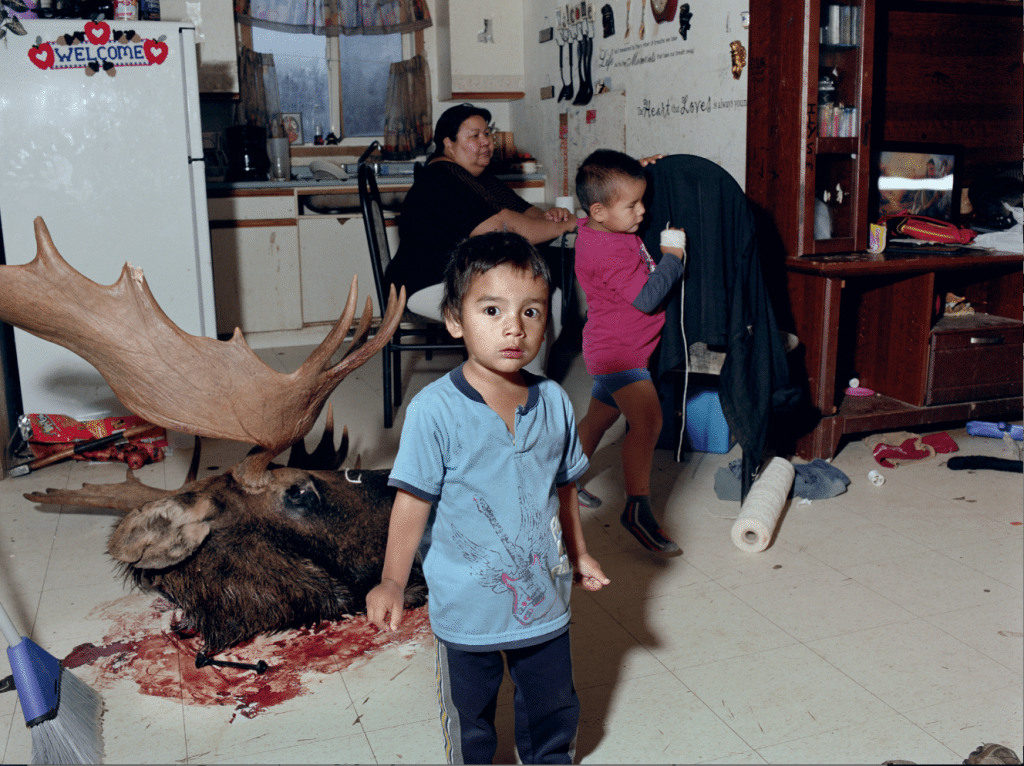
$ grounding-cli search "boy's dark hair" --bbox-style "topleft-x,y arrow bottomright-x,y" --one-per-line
441,231 -> 552,321
575,149 -> 645,212
429,103 -> 492,160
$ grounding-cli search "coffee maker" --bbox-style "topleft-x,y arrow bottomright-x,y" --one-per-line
225,125 -> 271,182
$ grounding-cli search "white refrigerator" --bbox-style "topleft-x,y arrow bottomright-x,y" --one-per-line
0,19 -> 216,421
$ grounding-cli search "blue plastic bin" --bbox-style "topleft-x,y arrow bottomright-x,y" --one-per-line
685,387 -> 734,453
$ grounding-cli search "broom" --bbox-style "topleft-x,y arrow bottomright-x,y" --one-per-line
1,598 -> 103,764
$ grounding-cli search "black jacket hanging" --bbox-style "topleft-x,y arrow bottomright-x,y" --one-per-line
642,155 -> 801,500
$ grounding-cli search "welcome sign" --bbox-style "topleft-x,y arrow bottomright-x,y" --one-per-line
27,21 -> 169,75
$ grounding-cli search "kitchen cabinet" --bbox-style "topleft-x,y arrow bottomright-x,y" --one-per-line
208,189 -> 302,336
208,176 -> 545,338
435,0 -> 525,100
746,0 -> 1023,460
161,0 -> 239,94
209,220 -> 302,335
298,216 -> 399,323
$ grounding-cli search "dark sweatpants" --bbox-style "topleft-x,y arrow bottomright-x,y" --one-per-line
434,631 -> 580,764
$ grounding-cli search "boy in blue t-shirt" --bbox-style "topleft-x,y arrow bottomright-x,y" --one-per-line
367,231 -> 610,765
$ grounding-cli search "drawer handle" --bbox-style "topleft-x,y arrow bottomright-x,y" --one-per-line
970,336 -> 1004,345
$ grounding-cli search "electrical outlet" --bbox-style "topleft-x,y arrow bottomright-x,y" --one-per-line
539,26 -> 554,43
540,85 -> 555,99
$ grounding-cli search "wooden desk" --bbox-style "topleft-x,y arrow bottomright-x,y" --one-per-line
784,249 -> 1023,460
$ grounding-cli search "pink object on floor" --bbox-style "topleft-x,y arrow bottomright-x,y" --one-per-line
845,386 -> 875,397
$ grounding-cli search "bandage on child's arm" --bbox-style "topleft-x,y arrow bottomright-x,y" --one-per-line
660,225 -> 687,257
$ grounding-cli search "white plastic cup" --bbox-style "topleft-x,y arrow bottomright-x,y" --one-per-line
267,138 -> 291,181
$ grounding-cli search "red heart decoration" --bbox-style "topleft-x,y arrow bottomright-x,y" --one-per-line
143,39 -> 168,65
28,43 -> 55,70
85,21 -> 110,45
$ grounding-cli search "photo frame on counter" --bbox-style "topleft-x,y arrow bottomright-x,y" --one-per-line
282,113 -> 303,145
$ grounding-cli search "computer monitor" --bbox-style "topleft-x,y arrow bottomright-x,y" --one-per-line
873,142 -> 964,224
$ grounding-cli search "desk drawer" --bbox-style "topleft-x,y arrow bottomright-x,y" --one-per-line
926,314 -> 1023,405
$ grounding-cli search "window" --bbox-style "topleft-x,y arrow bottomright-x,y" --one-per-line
251,28 -> 403,142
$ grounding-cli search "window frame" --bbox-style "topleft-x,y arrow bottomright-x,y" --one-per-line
238,25 -> 425,149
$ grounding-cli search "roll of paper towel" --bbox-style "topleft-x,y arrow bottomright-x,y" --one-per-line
731,457 -> 795,552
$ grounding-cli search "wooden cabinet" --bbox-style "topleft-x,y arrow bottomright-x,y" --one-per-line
925,314 -> 1024,406
746,0 -> 1024,460
747,0 -> 875,256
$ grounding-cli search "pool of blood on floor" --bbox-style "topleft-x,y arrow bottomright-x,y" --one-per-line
63,595 -> 432,719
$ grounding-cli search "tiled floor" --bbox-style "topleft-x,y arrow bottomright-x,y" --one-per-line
1,341 -> 1021,765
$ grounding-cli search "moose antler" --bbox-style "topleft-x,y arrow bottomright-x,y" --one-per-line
0,217 -> 405,489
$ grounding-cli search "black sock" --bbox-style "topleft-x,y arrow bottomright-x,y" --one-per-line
620,495 -> 679,553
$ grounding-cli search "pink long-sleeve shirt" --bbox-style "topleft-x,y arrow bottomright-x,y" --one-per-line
574,219 -> 666,376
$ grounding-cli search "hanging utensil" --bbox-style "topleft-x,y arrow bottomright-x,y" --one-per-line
557,9 -> 575,102
573,3 -> 595,105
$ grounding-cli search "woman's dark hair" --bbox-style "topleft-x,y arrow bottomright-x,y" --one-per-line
575,149 -> 645,212
429,103 -> 492,159
441,232 -> 552,321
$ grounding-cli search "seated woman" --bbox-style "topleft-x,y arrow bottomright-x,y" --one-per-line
384,103 -> 577,373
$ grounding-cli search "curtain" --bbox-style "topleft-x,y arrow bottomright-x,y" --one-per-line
235,0 -> 432,36
383,54 -> 431,159
237,47 -> 284,133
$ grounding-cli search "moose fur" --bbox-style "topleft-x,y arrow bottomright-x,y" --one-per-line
112,462 -> 427,655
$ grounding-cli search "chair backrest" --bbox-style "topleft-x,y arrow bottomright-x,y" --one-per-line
358,162 -> 392,315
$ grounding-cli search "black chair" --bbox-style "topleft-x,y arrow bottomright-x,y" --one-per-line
357,161 -> 464,428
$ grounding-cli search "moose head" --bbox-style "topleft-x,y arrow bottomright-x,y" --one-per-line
1,217 -> 427,659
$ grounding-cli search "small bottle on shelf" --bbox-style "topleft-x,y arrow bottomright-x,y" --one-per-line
313,107 -> 324,146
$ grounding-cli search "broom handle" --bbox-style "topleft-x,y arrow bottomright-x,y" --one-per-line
0,598 -> 24,647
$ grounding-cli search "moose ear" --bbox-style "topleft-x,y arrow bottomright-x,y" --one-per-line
108,496 -> 216,569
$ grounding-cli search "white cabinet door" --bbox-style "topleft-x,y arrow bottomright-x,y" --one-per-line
298,215 -> 399,323
210,223 -> 302,335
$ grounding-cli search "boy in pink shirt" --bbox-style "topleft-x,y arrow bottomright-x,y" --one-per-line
573,149 -> 686,554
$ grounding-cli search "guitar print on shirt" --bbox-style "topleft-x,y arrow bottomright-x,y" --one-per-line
451,485 -> 571,626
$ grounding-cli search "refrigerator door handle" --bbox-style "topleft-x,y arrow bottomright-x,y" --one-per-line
178,26 -> 204,161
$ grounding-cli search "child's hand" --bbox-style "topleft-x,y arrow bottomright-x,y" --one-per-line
366,579 -> 406,632
573,553 -> 611,592
545,205 -> 573,222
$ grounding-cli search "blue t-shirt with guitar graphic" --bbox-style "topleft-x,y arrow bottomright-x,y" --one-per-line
389,365 -> 588,650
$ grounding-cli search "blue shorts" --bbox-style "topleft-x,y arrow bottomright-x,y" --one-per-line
591,368 -> 652,409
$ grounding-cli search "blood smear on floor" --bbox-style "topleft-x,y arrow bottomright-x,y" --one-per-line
63,594 -> 431,719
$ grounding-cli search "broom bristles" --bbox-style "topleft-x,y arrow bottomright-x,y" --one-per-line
30,668 -> 104,766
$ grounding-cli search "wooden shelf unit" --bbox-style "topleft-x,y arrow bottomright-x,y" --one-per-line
746,0 -> 1023,460
785,251 -> 1022,459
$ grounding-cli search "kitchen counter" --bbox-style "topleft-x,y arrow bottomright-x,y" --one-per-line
207,172 -> 545,193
